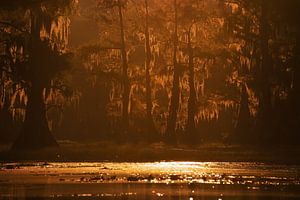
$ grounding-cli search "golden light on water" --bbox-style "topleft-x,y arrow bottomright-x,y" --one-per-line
1,162 -> 300,199
1,162 -> 299,185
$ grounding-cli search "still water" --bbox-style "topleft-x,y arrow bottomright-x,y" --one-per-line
0,162 -> 300,199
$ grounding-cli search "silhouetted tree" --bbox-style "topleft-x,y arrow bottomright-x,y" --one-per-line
0,0 -> 75,149
144,0 -> 157,139
97,0 -> 130,135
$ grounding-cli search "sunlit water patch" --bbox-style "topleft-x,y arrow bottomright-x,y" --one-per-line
0,162 -> 300,199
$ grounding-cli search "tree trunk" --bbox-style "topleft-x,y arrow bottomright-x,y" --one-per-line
118,0 -> 130,134
290,31 -> 300,103
232,84 -> 252,143
257,0 -> 273,143
0,86 -> 16,142
144,0 -> 157,139
166,0 -> 179,144
12,83 -> 58,150
286,29 -> 300,142
186,31 -> 197,142
12,10 -> 58,150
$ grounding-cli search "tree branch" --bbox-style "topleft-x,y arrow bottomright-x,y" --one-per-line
0,21 -> 28,33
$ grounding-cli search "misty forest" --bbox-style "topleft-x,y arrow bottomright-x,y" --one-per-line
1,0 -> 300,149
2,1 -> 300,200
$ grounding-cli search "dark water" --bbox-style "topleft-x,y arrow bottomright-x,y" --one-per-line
1,162 -> 300,199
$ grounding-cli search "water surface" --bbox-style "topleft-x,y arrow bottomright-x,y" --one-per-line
1,162 -> 300,199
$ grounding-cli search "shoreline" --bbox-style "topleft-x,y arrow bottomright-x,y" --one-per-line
1,141 -> 300,164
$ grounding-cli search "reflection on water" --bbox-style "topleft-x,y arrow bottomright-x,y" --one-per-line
0,162 -> 300,199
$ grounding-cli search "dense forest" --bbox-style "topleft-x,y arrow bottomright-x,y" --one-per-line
1,0 -> 300,150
